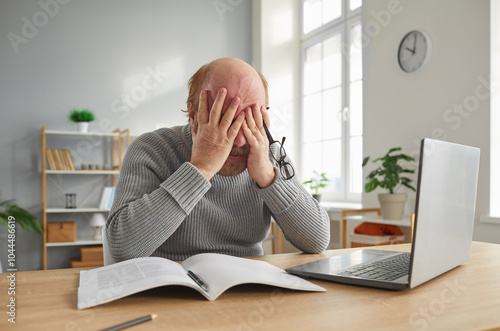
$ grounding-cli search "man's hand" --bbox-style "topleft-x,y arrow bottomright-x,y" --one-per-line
190,88 -> 245,180
242,105 -> 276,188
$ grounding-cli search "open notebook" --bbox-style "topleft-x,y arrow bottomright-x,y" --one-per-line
78,253 -> 325,309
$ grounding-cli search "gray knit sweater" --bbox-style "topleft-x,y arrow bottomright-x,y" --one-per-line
107,124 -> 330,261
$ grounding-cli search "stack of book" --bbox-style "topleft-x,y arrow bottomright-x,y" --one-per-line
46,149 -> 75,170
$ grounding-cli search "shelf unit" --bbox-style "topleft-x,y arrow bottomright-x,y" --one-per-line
342,213 -> 414,248
41,126 -> 130,270
45,170 -> 120,175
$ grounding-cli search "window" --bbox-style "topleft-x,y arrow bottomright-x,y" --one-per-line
300,0 -> 362,202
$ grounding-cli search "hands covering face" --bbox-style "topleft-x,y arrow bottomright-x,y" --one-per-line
190,88 -> 275,188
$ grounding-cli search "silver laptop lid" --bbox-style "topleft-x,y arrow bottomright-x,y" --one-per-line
409,139 -> 480,288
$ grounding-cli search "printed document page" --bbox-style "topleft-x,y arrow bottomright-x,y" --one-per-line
77,257 -> 203,309
181,253 -> 326,300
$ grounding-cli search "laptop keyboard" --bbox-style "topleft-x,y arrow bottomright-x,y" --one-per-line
338,253 -> 411,281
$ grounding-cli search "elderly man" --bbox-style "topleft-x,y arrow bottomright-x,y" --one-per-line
107,57 -> 330,262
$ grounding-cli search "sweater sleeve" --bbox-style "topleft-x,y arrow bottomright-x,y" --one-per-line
106,132 -> 211,262
256,157 -> 331,254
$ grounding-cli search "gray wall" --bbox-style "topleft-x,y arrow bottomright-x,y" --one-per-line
0,0 -> 252,270
362,0 -> 497,242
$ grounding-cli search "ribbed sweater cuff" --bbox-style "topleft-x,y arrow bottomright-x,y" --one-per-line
256,166 -> 300,213
161,162 -> 211,214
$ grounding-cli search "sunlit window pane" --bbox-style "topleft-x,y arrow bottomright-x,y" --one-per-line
303,93 -> 322,143
302,141 -> 322,183
350,23 -> 363,82
323,139 -> 342,192
323,34 -> 342,89
349,81 -> 362,136
304,43 -> 322,95
349,0 -> 361,10
323,0 -> 342,26
303,0 -> 322,34
303,0 -> 342,34
349,136 -> 363,193
323,87 -> 342,140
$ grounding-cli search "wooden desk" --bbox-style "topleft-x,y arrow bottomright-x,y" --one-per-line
1,242 -> 499,330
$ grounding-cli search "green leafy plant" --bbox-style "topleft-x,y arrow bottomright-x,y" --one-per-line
362,147 -> 416,194
68,109 -> 95,122
0,198 -> 42,234
302,172 -> 330,195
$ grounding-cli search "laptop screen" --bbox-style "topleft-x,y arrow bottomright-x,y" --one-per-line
409,139 -> 480,288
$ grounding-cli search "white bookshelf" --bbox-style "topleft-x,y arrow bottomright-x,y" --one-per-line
46,208 -> 110,214
46,240 -> 103,247
45,130 -> 119,137
41,126 -> 129,269
46,170 -> 119,175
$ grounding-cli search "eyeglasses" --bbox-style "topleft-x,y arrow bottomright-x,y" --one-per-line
262,121 -> 295,180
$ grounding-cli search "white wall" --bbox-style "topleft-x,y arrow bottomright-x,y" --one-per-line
252,0 -> 301,161
362,0 -> 497,243
0,0 -> 252,270
253,0 -> 304,253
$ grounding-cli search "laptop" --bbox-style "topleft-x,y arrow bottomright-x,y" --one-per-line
286,138 -> 480,290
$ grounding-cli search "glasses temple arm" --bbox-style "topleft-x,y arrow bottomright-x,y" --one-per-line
262,122 -> 275,145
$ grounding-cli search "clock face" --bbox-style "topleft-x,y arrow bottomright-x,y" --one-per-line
398,30 -> 430,73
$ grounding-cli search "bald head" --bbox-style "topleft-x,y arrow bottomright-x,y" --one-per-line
186,57 -> 268,123
205,58 -> 266,118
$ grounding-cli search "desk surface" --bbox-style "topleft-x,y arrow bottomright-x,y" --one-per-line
1,242 -> 500,330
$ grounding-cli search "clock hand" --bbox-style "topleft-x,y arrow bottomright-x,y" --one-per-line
406,47 -> 415,55
412,33 -> 417,52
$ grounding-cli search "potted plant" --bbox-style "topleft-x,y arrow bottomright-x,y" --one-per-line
0,198 -> 42,234
362,147 -> 416,220
69,109 -> 95,133
302,172 -> 330,202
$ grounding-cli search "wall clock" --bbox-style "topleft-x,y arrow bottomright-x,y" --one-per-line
398,30 -> 431,73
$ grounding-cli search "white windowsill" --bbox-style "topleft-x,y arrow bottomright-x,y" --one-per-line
479,216 -> 500,225
320,201 -> 362,212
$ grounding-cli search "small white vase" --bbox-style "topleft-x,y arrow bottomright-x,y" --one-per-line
76,122 -> 89,133
378,193 -> 407,220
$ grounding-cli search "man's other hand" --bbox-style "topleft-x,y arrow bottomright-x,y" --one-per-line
190,88 -> 245,180
242,105 -> 276,188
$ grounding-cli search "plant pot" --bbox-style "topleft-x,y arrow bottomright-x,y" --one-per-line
312,194 -> 321,202
378,193 -> 407,220
76,122 -> 89,133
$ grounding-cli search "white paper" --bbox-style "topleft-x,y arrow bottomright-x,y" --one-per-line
77,254 -> 326,309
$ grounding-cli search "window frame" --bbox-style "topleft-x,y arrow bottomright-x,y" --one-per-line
299,0 -> 362,203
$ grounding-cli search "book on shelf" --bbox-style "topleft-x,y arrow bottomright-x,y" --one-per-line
77,253 -> 325,309
53,149 -> 64,169
46,149 -> 75,170
99,187 -> 115,210
57,149 -> 68,170
46,149 -> 57,170
64,150 -> 75,170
